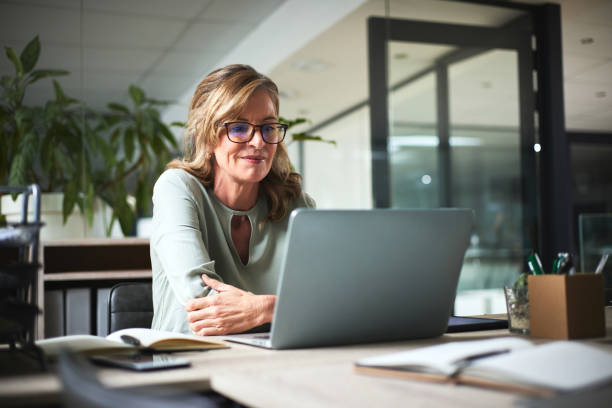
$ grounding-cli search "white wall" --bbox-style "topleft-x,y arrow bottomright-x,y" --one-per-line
302,106 -> 373,209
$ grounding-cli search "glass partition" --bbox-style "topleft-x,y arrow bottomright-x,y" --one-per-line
381,2 -> 534,314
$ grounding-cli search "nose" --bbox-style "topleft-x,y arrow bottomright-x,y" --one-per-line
248,127 -> 265,148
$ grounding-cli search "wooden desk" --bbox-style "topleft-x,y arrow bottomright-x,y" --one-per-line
2,309 -> 612,408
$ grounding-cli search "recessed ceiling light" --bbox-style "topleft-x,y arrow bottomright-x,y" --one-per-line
595,91 -> 606,98
580,37 -> 594,45
292,59 -> 330,73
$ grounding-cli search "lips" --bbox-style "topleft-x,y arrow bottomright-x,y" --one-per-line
241,155 -> 266,162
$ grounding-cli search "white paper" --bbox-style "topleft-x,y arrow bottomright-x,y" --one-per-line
357,337 -> 532,376
465,341 -> 612,391
106,328 -> 213,348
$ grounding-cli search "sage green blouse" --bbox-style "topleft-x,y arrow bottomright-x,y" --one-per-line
150,169 -> 315,334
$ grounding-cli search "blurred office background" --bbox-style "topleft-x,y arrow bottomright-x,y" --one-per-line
1,0 -> 611,315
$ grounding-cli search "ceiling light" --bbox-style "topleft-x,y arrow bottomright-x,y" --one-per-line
580,37 -> 594,45
292,59 -> 330,73
421,174 -> 432,185
534,143 -> 541,153
394,53 -> 409,60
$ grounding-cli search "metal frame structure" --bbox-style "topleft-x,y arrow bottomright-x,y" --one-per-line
367,2 -> 570,270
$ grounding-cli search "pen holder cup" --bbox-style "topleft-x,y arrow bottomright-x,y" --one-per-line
528,274 -> 606,339
504,285 -> 530,334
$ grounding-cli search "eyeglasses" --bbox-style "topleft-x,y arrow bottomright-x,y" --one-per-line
218,121 -> 288,144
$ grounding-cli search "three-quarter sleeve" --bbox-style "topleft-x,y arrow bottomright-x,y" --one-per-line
150,170 -> 221,306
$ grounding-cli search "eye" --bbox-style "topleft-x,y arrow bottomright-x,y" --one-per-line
229,123 -> 250,134
261,124 -> 275,133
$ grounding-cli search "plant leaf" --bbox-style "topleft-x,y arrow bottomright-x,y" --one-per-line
85,183 -> 95,227
62,179 -> 78,224
40,133 -> 54,174
52,80 -> 66,104
158,122 -> 179,149
5,46 -> 23,77
279,116 -> 309,129
146,97 -> 171,106
129,85 -> 145,107
27,69 -> 69,85
135,178 -> 152,215
110,127 -> 121,147
97,132 -> 116,166
0,127 -> 7,184
142,114 -> 154,140
8,154 -> 27,186
55,149 -> 73,175
20,36 -> 40,74
115,200 -> 135,236
290,132 -> 337,146
151,133 -> 165,155
124,127 -> 135,161
44,100 -> 60,122
170,121 -> 185,128
18,129 -> 40,175
108,103 -> 130,114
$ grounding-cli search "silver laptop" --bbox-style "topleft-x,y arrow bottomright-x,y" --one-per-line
224,208 -> 473,349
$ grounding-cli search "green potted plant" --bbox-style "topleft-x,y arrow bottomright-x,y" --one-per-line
1,36 -> 180,237
279,117 -> 336,146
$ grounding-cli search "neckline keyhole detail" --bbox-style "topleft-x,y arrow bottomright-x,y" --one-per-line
231,215 -> 251,265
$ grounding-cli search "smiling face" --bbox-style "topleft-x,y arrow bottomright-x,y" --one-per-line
212,89 -> 278,192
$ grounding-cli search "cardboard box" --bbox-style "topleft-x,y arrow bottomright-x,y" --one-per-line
528,274 -> 605,339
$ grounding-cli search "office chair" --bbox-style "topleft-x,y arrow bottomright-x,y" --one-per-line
108,282 -> 153,333
57,349 -> 221,408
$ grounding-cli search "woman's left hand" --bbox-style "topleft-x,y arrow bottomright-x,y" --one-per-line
185,274 -> 275,336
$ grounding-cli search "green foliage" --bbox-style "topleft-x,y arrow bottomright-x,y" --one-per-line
97,84 -> 181,228
1,36 -> 181,236
279,116 -> 336,146
2,37 -> 332,236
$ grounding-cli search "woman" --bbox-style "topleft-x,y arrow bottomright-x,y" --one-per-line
150,64 -> 315,335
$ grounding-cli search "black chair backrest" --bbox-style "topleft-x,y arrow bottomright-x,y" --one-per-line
108,282 -> 153,334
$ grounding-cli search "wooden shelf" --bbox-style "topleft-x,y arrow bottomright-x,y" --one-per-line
37,238 -> 153,339
44,270 -> 152,281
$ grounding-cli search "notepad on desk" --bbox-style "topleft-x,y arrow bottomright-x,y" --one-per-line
36,328 -> 227,356
355,338 -> 612,396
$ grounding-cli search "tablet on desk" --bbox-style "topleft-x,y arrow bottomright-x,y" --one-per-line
90,353 -> 190,371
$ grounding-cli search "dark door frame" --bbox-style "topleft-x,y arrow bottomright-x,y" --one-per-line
367,3 -> 570,271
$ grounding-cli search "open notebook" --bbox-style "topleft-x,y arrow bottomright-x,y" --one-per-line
355,337 -> 612,396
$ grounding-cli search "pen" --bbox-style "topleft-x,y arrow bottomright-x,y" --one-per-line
120,334 -> 141,346
595,254 -> 609,275
553,253 -> 570,274
527,252 -> 544,275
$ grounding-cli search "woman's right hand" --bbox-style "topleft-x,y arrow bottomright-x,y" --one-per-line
185,275 -> 275,336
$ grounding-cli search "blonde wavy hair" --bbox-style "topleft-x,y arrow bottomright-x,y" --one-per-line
168,64 -> 302,222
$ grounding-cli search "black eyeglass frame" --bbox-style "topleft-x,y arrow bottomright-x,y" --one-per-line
217,121 -> 288,144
